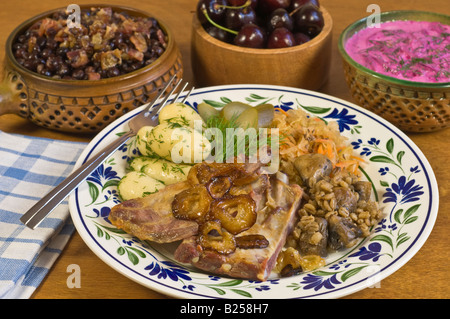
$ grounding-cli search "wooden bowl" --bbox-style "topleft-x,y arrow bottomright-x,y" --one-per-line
338,10 -> 450,133
0,5 -> 183,133
191,6 -> 333,90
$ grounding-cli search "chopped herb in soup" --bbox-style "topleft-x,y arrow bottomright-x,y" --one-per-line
345,20 -> 450,83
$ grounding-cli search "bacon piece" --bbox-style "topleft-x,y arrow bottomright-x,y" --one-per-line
127,48 -> 144,61
100,49 -> 122,69
66,49 -> 89,68
38,18 -> 62,37
87,72 -> 101,80
130,32 -> 148,52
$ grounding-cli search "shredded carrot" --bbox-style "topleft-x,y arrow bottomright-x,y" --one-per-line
314,138 -> 331,143
326,142 -> 334,161
272,109 -> 364,177
314,139 -> 336,162
335,160 -> 359,167
275,108 -> 289,117
335,160 -> 360,175
280,133 -> 296,150
317,144 -> 325,155
350,155 -> 366,163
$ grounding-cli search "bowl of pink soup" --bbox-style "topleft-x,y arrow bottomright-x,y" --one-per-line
338,10 -> 450,132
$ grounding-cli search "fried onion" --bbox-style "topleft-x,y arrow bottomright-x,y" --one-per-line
206,176 -> 232,199
172,184 -> 212,222
197,220 -> 236,255
211,195 -> 256,235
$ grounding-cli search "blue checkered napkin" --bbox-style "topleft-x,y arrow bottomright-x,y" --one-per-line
0,130 -> 87,299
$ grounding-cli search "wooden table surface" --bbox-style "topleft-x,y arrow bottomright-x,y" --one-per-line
0,0 -> 448,299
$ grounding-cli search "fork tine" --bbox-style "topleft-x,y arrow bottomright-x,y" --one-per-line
181,86 -> 195,103
143,74 -> 177,116
158,79 -> 183,108
147,78 -> 185,119
173,81 -> 189,102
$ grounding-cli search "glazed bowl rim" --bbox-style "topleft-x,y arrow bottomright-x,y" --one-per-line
192,5 -> 333,56
5,4 -> 175,85
338,10 -> 450,89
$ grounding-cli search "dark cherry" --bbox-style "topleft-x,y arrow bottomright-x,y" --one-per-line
292,3 -> 324,38
259,0 -> 291,14
249,0 -> 259,9
234,23 -> 266,48
228,0 -> 247,5
267,8 -> 293,32
196,0 -> 323,49
205,24 -> 233,43
267,27 -> 295,48
197,0 -> 227,25
229,0 -> 260,9
293,32 -> 310,45
225,6 -> 257,30
290,0 -> 320,10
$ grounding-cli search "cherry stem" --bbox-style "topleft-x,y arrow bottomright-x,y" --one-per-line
202,8 -> 238,35
289,6 -> 302,17
216,0 -> 252,10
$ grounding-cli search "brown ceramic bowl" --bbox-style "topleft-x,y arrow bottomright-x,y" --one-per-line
0,4 -> 183,133
338,10 -> 450,133
191,6 -> 333,90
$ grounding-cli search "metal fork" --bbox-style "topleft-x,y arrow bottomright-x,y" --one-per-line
21,74 -> 193,229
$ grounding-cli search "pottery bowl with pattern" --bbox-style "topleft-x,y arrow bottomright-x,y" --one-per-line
0,4 -> 183,133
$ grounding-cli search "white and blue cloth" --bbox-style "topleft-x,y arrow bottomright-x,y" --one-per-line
0,130 -> 87,298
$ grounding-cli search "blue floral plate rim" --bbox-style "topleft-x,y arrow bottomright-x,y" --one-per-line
69,84 -> 439,299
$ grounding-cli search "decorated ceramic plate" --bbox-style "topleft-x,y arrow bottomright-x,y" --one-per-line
69,85 -> 438,299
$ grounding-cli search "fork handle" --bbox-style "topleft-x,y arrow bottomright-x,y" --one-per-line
20,131 -> 134,229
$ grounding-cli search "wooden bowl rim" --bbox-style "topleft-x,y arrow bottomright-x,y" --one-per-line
192,5 -> 333,55
5,4 -> 177,86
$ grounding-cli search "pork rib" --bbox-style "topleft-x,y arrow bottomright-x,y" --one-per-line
108,163 -> 269,244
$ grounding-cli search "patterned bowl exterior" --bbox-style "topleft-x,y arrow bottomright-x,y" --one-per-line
0,5 -> 183,133
2,61 -> 183,133
342,59 -> 450,133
